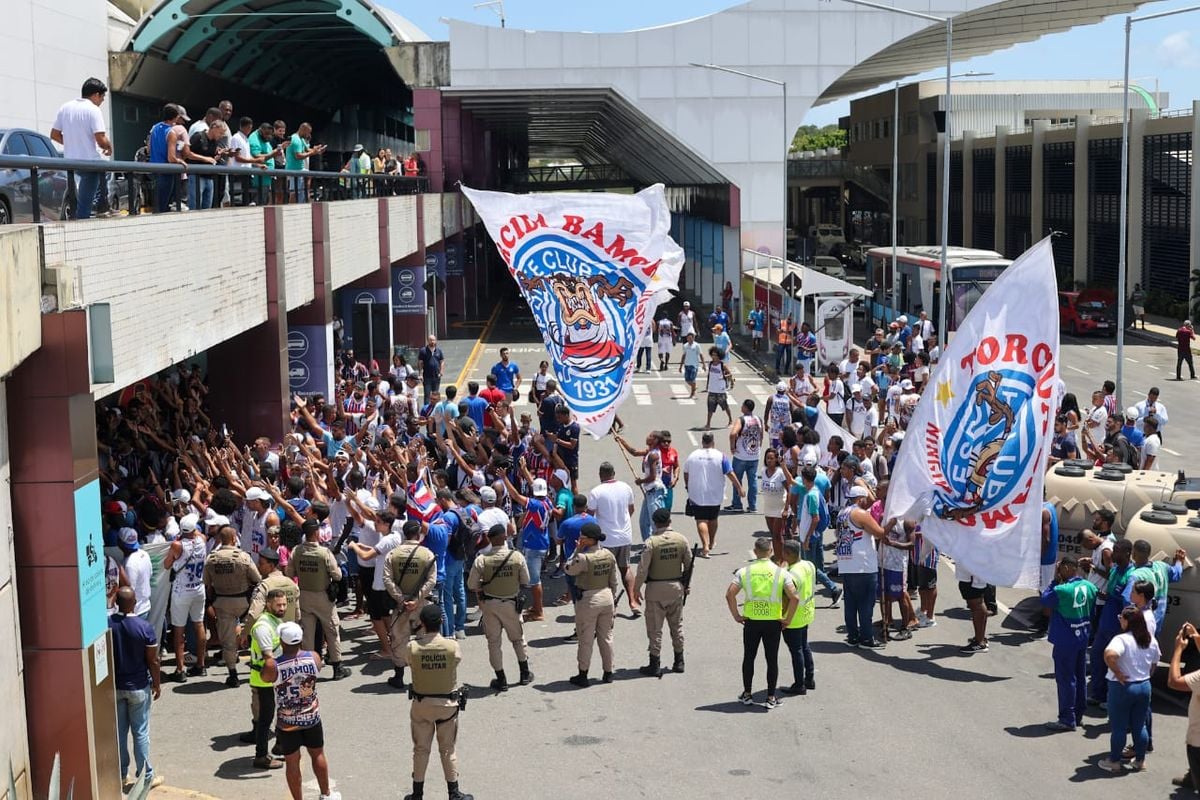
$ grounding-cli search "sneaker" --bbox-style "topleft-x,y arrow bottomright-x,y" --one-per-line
804,676 -> 815,691
331,665 -> 352,680
252,757 -> 284,770
454,630 -> 467,641
764,695 -> 778,709
918,615 -> 937,629
171,670 -> 187,683
828,588 -> 843,608
1086,696 -> 1103,707
859,639 -> 885,650
320,793 -> 343,800
563,632 -> 578,644
844,638 -> 860,648
149,775 -> 165,789
738,691 -> 753,706
1122,744 -> 1154,759
1044,721 -> 1075,732
1096,758 -> 1124,773
959,640 -> 989,654
723,505 -> 744,513
779,684 -> 804,695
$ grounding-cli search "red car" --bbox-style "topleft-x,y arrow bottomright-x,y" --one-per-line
1059,290 -> 1116,337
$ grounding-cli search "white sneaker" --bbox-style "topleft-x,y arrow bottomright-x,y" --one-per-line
320,793 -> 342,800
918,613 -> 937,629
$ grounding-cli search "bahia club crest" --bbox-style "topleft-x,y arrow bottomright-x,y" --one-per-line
462,185 -> 684,437
885,238 -> 1060,589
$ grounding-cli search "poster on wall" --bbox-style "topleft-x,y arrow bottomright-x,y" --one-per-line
815,297 -> 853,369
287,324 -> 334,397
392,265 -> 426,315
445,241 -> 464,277
75,479 -> 107,649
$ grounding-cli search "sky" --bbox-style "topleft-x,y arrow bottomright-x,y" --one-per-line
382,0 -> 1200,126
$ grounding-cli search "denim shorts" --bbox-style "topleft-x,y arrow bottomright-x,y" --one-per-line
523,549 -> 548,586
684,365 -> 698,384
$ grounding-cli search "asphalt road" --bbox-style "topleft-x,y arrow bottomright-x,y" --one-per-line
149,318 -> 1196,800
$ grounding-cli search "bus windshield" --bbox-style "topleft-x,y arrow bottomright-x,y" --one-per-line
950,263 -> 1008,328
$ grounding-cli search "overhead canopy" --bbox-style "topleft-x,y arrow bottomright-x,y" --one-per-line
819,0 -> 1151,104
444,87 -> 729,188
124,0 -> 429,110
743,261 -> 872,299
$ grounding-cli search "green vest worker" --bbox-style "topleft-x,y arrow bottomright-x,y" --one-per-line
633,507 -> 693,676
725,537 -> 799,709
780,539 -> 816,695
248,586 -> 287,769
405,604 -> 473,800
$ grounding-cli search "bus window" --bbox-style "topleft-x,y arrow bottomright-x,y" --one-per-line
952,282 -> 986,330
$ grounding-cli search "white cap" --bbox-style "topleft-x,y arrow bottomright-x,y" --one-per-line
245,487 -> 270,502
851,383 -> 862,393
683,301 -> 690,307
531,478 -> 548,497
206,514 -> 230,528
278,622 -> 304,645
1124,406 -> 1139,421
898,315 -> 908,323
471,472 -> 487,488
848,485 -> 870,498
552,468 -> 570,487
179,513 -> 200,533
170,488 -> 191,504
776,381 -> 788,393
900,379 -> 914,390
480,486 -> 497,504
800,455 -> 818,467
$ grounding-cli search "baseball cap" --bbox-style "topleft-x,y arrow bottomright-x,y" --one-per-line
898,315 -> 908,323
259,547 -> 280,563
776,381 -> 788,393
471,472 -> 487,488
353,144 -> 364,152
800,455 -> 818,467
170,489 -> 191,505
848,485 -> 870,498
245,487 -> 270,502
179,513 -> 199,533
480,486 -> 497,503
851,383 -> 862,393
712,323 -> 723,331
205,512 -> 230,528
119,528 -> 140,549
531,478 -> 548,497
552,468 -> 570,487
900,379 -> 914,390
580,521 -> 605,542
889,322 -> 899,329
176,104 -> 191,122
278,622 -> 303,645
1124,407 -> 1139,421
683,301 -> 690,307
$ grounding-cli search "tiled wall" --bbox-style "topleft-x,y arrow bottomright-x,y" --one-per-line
281,205 -> 315,312
387,196 -> 420,262
327,200 -> 383,288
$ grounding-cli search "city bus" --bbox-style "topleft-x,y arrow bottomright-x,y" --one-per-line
864,246 -> 1013,333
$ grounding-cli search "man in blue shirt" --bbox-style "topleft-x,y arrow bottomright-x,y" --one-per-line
1086,538 -> 1133,705
747,304 -> 766,352
490,347 -> 522,402
1120,407 -> 1146,452
787,465 -> 840,604
501,470 -> 552,621
110,586 -> 163,790
556,503 -> 596,643
464,381 -> 490,429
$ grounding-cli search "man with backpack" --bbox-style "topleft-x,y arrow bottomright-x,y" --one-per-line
438,489 -> 481,641
789,465 -> 842,606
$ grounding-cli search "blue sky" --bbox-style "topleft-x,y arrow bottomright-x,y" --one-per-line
383,0 -> 1200,125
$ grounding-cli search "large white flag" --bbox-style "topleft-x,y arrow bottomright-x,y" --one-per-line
462,185 -> 684,437
884,238 -> 1059,588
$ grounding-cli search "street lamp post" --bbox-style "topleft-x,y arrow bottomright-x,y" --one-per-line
1116,4 -> 1200,409
844,0 -> 951,351
690,62 -> 788,327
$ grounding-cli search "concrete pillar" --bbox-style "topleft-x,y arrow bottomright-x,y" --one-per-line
1073,115 -> 1091,287
1031,120 -> 1048,241
995,126 -> 1009,255
8,310 -> 120,800
393,193 -> 429,348
935,131 -> 944,247
284,202 -> 336,399
1127,108 -> 1148,294
962,131 -> 975,248
208,205 -> 290,441
342,197 -> 396,360
1191,101 -> 1200,307
413,89 -> 444,193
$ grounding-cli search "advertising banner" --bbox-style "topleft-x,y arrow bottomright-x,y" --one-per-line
392,264 -> 426,315
287,324 -> 334,397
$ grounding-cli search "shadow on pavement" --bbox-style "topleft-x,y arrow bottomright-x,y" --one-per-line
209,732 -> 249,753
171,681 -> 227,696
1068,757 -> 1125,783
694,701 -> 764,714
799,640 -> 1015,683
349,681 -> 403,696
214,756 -> 278,781
527,635 -> 576,649
1004,723 -> 1075,739
533,678 -> 597,693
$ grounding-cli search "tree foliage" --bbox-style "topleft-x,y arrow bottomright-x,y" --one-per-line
790,124 -> 847,153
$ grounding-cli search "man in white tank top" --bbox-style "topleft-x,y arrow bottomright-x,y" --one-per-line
728,399 -> 764,513
657,315 -> 675,371
678,302 -> 696,340
765,381 -> 793,450
164,513 -> 209,681
241,487 -> 278,560
704,348 -> 733,430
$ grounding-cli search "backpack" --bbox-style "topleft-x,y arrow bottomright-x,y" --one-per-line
447,508 -> 484,562
814,492 -> 831,535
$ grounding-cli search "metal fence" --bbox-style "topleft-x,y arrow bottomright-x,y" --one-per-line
0,154 -> 430,224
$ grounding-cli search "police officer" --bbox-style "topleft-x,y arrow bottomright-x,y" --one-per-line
248,588 -> 287,769
725,537 -> 799,709
204,524 -> 262,688
564,522 -> 619,687
383,520 -> 437,690
405,604 -> 473,800
246,547 -> 299,628
466,523 -> 533,692
633,507 -> 692,676
286,518 -> 350,679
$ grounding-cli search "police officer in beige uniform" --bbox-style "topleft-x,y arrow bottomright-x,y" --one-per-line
633,507 -> 693,676
285,518 -> 351,679
405,604 -> 473,800
204,525 -> 262,688
564,522 -> 620,687
246,546 -> 299,628
384,520 -> 438,690
467,524 -> 533,692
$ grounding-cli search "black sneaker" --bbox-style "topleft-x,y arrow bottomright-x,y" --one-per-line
828,588 -> 843,608
563,632 -> 578,644
764,695 -> 779,709
959,640 -> 989,654
779,684 -> 804,695
804,676 -> 815,691
859,640 -> 885,650
738,691 -> 753,705
187,664 -> 207,678
845,638 -> 860,648
171,670 -> 187,683
723,505 -> 744,513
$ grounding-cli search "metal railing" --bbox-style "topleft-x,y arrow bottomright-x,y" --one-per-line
0,155 -> 430,224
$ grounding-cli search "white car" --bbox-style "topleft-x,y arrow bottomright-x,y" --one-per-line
811,256 -> 847,279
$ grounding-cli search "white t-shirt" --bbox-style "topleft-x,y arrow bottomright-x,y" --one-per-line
188,119 -> 210,138
826,379 -> 846,414
684,448 -> 732,507
371,532 -> 403,590
476,506 -> 511,553
124,549 -> 153,616
1086,404 -> 1108,432
587,481 -> 635,548
228,131 -> 251,168
1143,433 -> 1161,463
355,522 -> 380,568
1105,632 -> 1161,682
52,98 -> 105,160
798,443 -> 821,467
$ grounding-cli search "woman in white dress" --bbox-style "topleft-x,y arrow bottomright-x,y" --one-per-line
760,447 -> 789,560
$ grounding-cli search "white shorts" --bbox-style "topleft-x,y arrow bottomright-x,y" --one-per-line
752,330 -> 763,339
658,340 -> 673,354
170,590 -> 206,626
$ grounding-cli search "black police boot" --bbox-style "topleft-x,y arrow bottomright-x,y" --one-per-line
402,781 -> 423,800
639,655 -> 660,677
568,670 -> 589,688
490,670 -> 509,692
518,661 -> 534,686
329,662 -> 351,680
387,667 -> 406,690
225,669 -> 240,688
805,675 -> 816,691
602,671 -> 614,684
447,781 -> 474,800
672,652 -> 685,673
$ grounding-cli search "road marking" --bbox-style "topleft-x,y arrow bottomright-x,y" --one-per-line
1146,365 -> 1159,370
1127,358 -> 1139,364
1104,351 -> 1117,356
687,431 -> 700,446
1066,365 -> 1089,375
1164,447 -> 1182,456
1087,345 -> 1099,350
